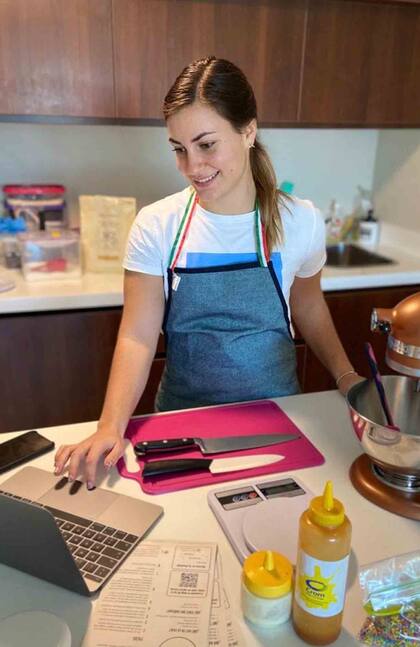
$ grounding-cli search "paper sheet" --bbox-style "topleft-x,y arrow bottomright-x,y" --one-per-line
208,554 -> 244,647
82,540 -> 218,647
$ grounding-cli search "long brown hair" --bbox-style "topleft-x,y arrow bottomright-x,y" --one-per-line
163,56 -> 289,252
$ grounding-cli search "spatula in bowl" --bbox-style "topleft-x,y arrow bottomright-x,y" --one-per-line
364,342 -> 400,431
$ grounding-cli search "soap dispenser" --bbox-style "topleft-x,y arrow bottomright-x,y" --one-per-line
359,209 -> 380,247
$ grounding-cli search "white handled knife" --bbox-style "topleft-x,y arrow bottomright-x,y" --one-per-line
142,453 -> 284,478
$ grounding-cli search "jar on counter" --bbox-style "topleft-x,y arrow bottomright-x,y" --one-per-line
241,550 -> 293,627
0,216 -> 26,268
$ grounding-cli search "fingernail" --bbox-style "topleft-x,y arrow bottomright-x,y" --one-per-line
54,465 -> 59,474
104,461 -> 113,470
87,482 -> 95,491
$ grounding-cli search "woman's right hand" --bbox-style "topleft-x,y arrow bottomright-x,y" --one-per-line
54,427 -> 125,490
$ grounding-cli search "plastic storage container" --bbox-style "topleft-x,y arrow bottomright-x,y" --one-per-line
292,481 -> 352,645
241,550 -> 293,627
18,230 -> 81,281
3,184 -> 66,230
0,217 -> 27,268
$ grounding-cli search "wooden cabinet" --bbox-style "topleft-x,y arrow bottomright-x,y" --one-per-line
0,0 -> 419,125
0,0 -> 115,117
300,0 -> 420,125
112,0 -> 306,123
0,307 -> 163,434
302,284 -> 420,392
1,283 -> 419,433
0,302 -> 305,433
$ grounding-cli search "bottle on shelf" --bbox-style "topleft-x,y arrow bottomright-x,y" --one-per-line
292,481 -> 352,645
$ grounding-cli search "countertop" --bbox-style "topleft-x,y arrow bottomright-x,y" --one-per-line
0,390 -> 419,646
1,224 -> 420,314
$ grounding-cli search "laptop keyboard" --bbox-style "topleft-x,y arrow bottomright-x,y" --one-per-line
0,490 -> 140,585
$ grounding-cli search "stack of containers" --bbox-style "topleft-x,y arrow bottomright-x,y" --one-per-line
3,184 -> 67,230
1,184 -> 81,281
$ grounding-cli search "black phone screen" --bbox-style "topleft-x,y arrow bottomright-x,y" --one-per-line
0,431 -> 55,474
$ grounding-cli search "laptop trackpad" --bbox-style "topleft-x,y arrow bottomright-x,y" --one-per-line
38,480 -> 117,519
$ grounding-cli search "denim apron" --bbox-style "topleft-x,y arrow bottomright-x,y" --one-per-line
155,190 -> 299,411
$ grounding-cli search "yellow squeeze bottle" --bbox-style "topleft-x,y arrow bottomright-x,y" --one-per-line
292,481 -> 352,645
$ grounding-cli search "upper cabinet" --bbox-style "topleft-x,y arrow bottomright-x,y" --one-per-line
0,0 -> 419,125
112,0 -> 306,124
300,0 -> 420,125
0,0 -> 115,118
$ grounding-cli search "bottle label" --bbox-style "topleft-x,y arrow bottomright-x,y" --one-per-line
295,551 -> 349,617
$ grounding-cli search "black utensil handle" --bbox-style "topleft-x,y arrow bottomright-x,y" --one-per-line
142,458 -> 212,477
134,438 -> 196,456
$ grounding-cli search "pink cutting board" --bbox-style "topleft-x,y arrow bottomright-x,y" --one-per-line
117,400 -> 324,494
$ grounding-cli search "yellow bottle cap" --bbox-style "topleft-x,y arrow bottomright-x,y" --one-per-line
242,550 -> 293,599
309,481 -> 345,528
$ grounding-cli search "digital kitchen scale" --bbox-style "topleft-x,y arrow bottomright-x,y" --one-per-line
208,475 -> 313,564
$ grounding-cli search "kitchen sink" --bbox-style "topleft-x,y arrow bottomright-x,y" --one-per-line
326,243 -> 395,267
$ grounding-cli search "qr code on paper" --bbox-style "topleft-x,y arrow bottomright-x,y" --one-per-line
168,570 -> 209,597
180,572 -> 199,588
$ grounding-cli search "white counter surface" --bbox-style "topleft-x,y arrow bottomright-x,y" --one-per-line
0,390 -> 419,646
0,269 -> 124,314
1,225 -> 420,314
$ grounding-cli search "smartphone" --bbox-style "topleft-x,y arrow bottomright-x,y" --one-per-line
0,430 -> 55,474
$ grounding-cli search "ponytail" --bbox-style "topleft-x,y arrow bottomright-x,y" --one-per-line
250,138 -> 288,254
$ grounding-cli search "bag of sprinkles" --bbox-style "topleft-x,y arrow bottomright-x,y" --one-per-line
358,550 -> 420,646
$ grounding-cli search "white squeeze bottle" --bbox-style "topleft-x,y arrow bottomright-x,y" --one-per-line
292,481 -> 352,645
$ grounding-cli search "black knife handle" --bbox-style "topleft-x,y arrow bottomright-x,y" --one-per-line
134,438 -> 196,456
142,458 -> 212,478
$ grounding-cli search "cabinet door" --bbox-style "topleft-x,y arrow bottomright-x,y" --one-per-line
0,308 -> 122,433
300,0 -> 420,126
112,0 -> 306,123
303,285 -> 420,392
0,0 -> 115,117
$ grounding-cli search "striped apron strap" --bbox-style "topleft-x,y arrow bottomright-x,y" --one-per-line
255,201 -> 270,267
168,189 -> 270,269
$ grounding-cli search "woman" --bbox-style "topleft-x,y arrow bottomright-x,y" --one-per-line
55,57 -> 360,487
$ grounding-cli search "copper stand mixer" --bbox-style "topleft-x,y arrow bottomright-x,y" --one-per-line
346,291 -> 420,520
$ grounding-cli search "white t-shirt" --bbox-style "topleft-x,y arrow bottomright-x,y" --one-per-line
123,187 -> 326,312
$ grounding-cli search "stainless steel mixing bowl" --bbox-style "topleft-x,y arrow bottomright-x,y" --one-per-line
346,375 -> 420,479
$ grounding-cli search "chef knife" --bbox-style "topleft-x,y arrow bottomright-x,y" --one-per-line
134,432 -> 300,456
142,453 -> 284,478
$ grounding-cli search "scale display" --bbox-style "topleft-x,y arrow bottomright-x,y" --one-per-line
208,476 -> 312,563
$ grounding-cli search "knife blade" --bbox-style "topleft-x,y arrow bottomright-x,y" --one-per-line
142,453 -> 284,478
134,432 -> 300,456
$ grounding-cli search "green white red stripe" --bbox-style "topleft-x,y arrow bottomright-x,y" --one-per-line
168,190 -> 269,269
168,189 -> 198,269
255,202 -> 269,267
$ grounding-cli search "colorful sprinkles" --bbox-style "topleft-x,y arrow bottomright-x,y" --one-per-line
359,607 -> 420,646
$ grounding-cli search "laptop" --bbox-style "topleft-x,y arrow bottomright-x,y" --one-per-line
0,466 -> 163,596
